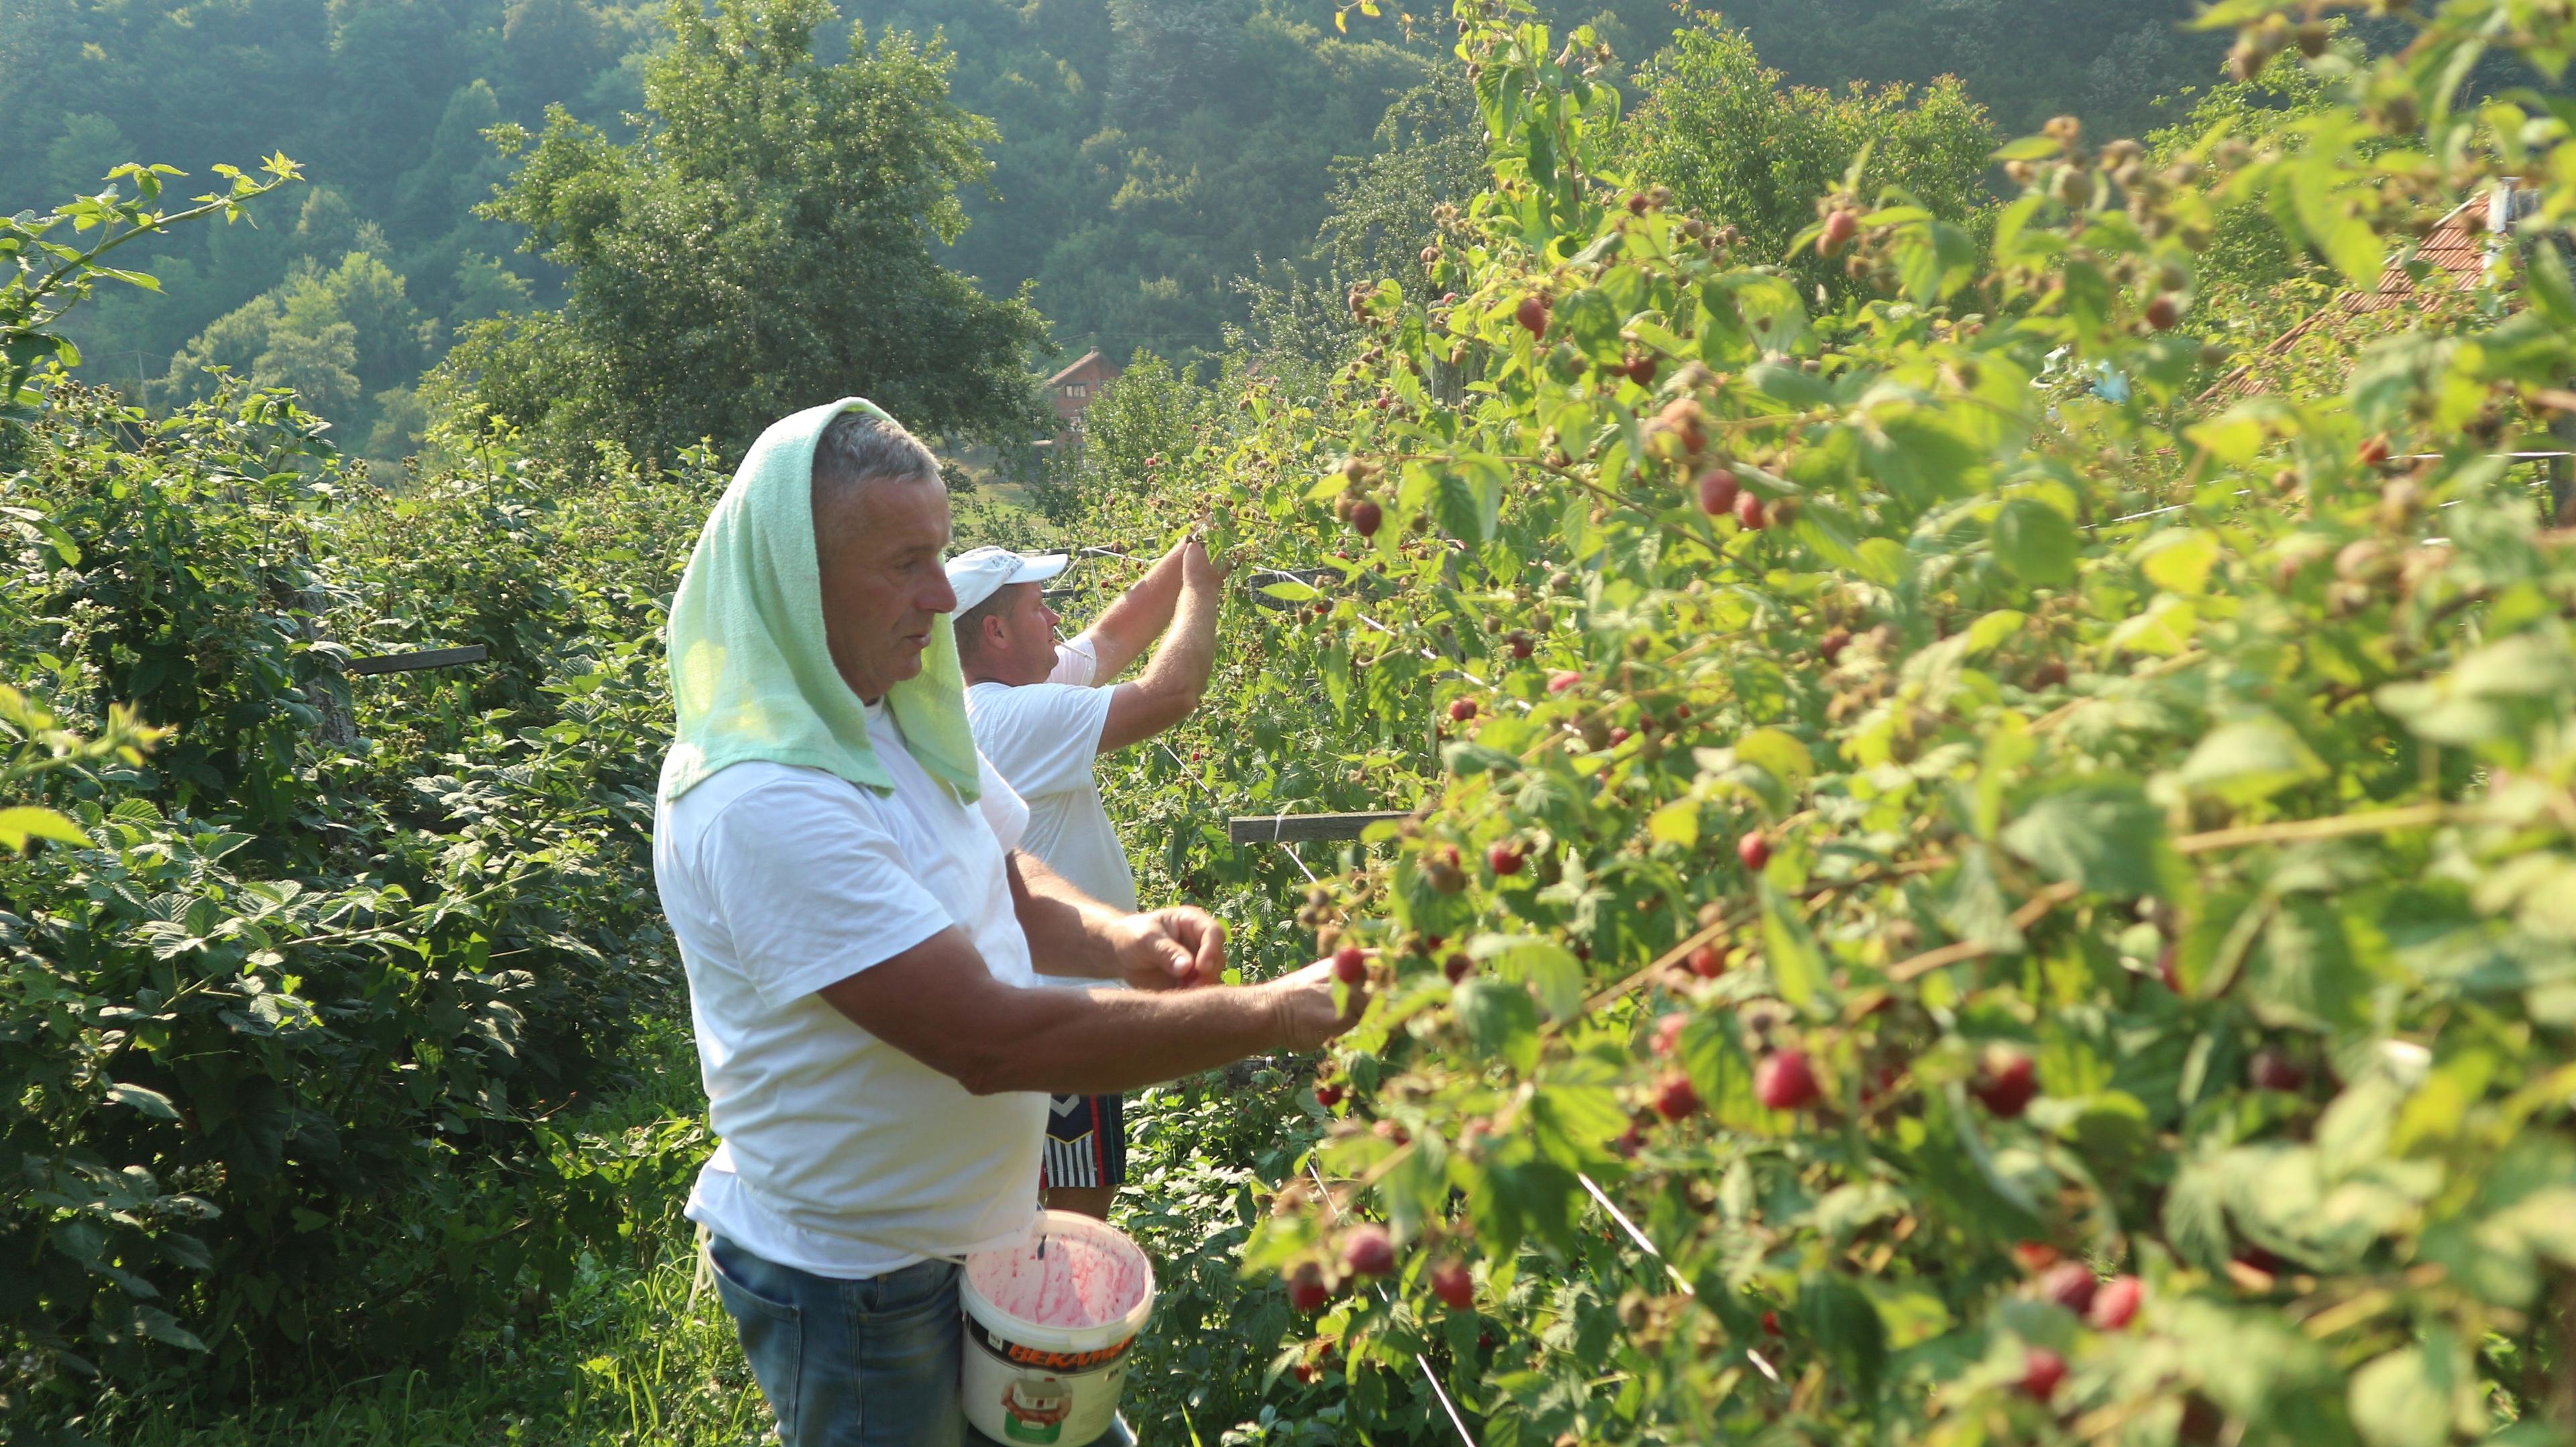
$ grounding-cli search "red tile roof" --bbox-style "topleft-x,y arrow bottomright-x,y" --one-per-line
2199,199 -> 2491,404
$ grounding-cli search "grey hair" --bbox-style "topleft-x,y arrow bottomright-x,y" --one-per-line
811,409 -> 942,513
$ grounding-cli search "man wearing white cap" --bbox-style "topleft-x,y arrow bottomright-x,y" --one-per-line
949,537 -> 1226,1220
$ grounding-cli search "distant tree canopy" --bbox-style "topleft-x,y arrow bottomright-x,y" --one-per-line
0,0 -> 2452,474
438,0 -> 1053,468
2145,56 -> 2351,296
0,0 -> 2279,470
844,0 -> 1433,364
1688,0 -> 2229,140
156,247 -> 438,456
0,0 -> 629,460
1627,16 -> 2000,301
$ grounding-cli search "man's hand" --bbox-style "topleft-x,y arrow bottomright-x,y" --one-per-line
1109,906 -> 1228,990
1258,958 -> 1368,1052
1181,536 -> 1230,590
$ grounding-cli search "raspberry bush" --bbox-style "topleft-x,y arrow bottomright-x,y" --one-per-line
1083,1 -> 2576,1440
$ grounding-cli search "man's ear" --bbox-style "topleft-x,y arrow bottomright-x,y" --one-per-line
979,610 -> 1010,656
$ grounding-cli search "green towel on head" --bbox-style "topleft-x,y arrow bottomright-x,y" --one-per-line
657,397 -> 981,806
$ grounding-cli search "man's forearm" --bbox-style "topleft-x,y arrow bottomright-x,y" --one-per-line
1076,542 -> 1187,680
816,928 -> 1351,1097
966,984 -> 1287,1095
1008,851 -> 1123,981
1132,576 -> 1219,704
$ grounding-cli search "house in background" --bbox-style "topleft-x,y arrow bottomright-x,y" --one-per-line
2197,183 -> 2576,522
2199,195 -> 2493,407
1044,349 -> 1122,449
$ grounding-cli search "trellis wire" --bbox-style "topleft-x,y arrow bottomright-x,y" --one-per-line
1303,1157 -> 1482,1447
1274,840 -> 1321,885
1572,1173 -> 1781,1386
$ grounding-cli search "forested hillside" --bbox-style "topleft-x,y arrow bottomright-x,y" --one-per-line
3,0 -> 2252,465
0,0 -> 651,453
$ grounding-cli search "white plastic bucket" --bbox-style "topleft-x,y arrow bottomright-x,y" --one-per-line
959,1210 -> 1155,1446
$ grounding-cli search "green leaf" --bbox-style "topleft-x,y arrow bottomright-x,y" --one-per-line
2186,406 -> 2274,466
0,806 -> 88,851
1960,608 -> 2027,656
106,1081 -> 182,1120
2246,898 -> 2370,1033
136,1306 -> 209,1353
1762,886 -> 1829,1008
2035,1089 -> 2152,1162
1733,727 -> 1813,788
2349,1342 -> 2459,1447
1854,537 -> 1909,585
2290,142 -> 2383,290
1796,1275 -> 1886,1398
1746,361 -> 1830,407
1453,977 -> 1542,1073
2000,782 -> 2167,898
2107,595 -> 2198,655
1990,497 -> 2078,586
2137,529 -> 2220,594
1471,934 -> 1585,1022
1527,1058 -> 1629,1169
1258,580 -> 1321,602
157,1232 -> 214,1273
1433,455 -> 1507,543
1856,1279 -> 1951,1349
1442,742 -> 1523,777
2163,1157 -> 2233,1269
1939,849 -> 2025,952
1551,288 -> 1623,364
1646,797 -> 1699,847
2174,716 -> 2327,807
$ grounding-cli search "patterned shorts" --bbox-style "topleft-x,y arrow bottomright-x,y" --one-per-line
1040,1093 -> 1127,1190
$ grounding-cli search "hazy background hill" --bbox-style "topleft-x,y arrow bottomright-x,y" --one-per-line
0,0 -> 2231,460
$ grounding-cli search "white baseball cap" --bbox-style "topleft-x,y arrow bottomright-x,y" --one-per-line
945,545 -> 1071,614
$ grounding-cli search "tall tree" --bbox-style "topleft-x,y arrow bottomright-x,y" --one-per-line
1626,17 -> 1998,303
437,0 -> 1053,467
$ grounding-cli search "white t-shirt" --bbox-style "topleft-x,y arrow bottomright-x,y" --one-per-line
654,703 -> 1047,1278
966,637 -> 1140,928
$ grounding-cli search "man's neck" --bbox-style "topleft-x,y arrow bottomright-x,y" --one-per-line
962,652 -> 1046,688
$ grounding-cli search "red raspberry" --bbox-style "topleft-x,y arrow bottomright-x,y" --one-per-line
1287,1265 -> 1329,1312
1653,1072 -> 1702,1120
1342,1225 -> 1395,1277
2090,1275 -> 2143,1330
2020,1346 -> 2067,1402
1756,1049 -> 1819,1110
1972,1050 -> 2040,1118
2038,1262 -> 2097,1314
1430,1259 -> 1474,1311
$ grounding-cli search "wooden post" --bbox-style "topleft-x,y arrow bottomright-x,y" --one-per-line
293,588 -> 358,751
346,645 -> 489,676
1225,811 -> 1411,844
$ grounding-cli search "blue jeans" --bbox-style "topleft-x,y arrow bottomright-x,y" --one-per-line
705,1234 -> 1134,1447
